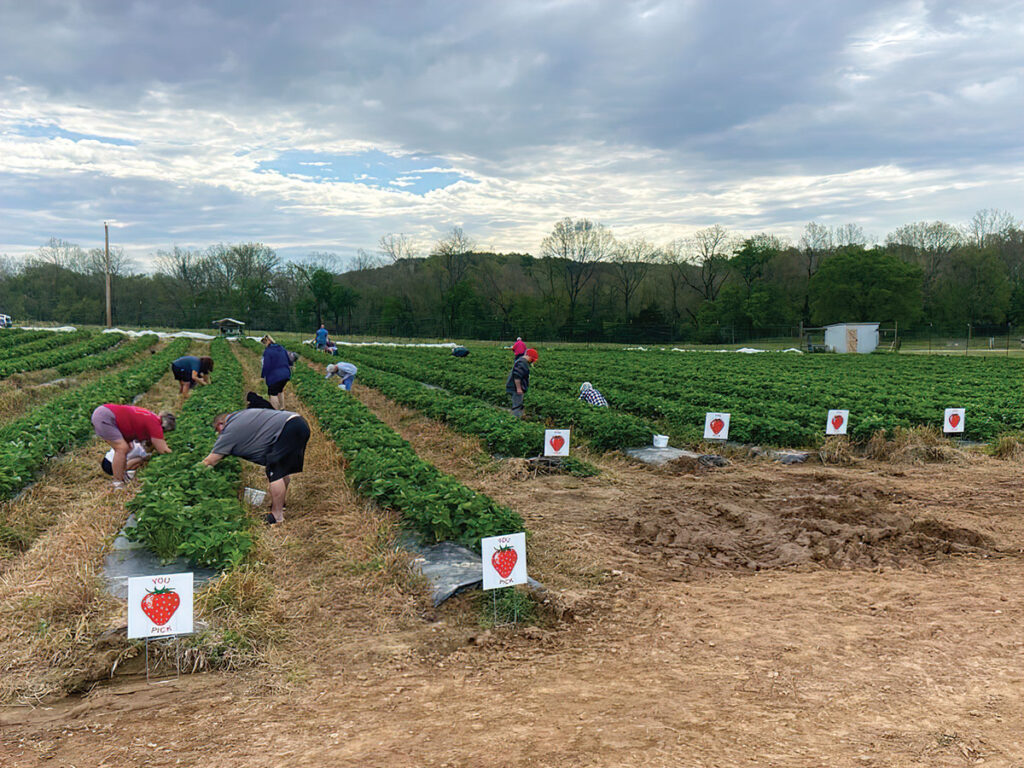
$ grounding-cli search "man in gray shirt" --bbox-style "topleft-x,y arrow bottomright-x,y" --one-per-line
201,409 -> 311,525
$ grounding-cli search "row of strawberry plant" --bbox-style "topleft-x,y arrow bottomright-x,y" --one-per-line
125,339 -> 249,566
333,345 -> 654,451
258,341 -> 523,549
0,329 -> 52,351
0,329 -> 93,361
56,333 -> 159,376
0,332 -> 123,378
292,343 -> 547,457
387,346 -> 1024,446
125,338 -> 252,569
0,338 -> 190,501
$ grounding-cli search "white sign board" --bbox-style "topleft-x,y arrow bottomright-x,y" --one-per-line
944,408 -> 965,434
703,412 -> 730,440
127,573 -> 194,639
481,532 -> 527,590
543,428 -> 571,457
826,409 -> 849,436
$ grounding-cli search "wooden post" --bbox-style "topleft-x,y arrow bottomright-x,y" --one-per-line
104,222 -> 112,328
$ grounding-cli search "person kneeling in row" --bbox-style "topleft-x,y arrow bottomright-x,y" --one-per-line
100,440 -> 150,482
200,408 -> 311,525
325,362 -> 358,390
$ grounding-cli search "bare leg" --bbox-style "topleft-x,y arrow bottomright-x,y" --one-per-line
268,477 -> 288,522
108,439 -> 131,482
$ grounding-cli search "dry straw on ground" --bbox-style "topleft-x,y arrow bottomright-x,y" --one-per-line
863,426 -> 967,464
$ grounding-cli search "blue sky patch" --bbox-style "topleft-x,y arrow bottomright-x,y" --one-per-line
9,122 -> 137,146
256,149 -> 474,194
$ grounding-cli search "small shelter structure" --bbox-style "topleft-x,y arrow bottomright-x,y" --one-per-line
823,322 -> 879,354
213,318 -> 246,337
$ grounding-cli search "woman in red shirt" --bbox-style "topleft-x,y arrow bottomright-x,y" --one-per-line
91,404 -> 176,486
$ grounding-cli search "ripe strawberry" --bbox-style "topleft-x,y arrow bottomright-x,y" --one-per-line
141,587 -> 180,626
491,545 -> 517,579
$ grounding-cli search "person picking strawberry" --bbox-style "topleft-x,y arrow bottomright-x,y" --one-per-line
200,408 -> 311,525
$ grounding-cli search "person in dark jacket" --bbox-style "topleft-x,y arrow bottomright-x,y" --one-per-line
505,347 -> 538,419
260,335 -> 292,409
170,355 -> 214,396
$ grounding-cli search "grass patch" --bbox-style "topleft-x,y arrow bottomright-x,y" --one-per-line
479,585 -> 539,628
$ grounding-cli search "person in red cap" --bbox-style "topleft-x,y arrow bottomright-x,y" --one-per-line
505,347 -> 537,419
511,337 -> 526,357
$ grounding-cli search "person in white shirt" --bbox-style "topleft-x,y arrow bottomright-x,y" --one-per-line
325,362 -> 358,391
100,441 -> 150,486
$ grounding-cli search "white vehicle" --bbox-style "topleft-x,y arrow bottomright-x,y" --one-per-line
0,314 -> 12,328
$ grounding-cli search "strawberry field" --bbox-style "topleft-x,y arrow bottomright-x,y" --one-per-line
328,345 -> 1024,448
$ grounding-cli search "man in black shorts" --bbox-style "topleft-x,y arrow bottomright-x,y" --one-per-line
200,409 -> 311,525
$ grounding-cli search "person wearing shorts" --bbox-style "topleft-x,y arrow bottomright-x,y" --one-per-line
91,404 -> 175,486
170,355 -> 214,395
260,335 -> 291,409
100,441 -> 150,479
201,408 -> 311,525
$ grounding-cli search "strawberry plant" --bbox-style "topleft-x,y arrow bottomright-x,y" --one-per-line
57,333 -> 159,375
0,332 -> 123,378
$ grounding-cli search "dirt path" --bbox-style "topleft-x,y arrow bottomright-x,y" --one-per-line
3,369 -> 1024,766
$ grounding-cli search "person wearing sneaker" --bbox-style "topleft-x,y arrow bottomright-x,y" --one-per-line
200,408 -> 311,524
324,361 -> 358,390
91,403 -> 175,487
100,441 -> 150,484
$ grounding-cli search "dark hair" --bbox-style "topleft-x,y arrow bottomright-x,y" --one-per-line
199,356 -> 214,374
159,411 -> 177,432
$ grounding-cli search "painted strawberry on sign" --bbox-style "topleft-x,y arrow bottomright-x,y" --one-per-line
831,414 -> 844,430
949,413 -> 960,428
710,418 -> 725,435
491,545 -> 518,579
141,587 -> 180,626
549,435 -> 565,452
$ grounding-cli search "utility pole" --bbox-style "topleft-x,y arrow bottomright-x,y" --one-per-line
104,222 -> 112,327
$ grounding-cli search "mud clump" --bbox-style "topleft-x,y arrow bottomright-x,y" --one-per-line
624,476 -> 999,574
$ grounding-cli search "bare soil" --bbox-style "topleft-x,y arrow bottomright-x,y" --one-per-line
2,377 -> 1024,767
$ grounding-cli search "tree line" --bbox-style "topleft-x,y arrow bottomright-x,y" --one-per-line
0,209 -> 1021,342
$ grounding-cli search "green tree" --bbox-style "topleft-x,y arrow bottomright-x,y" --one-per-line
809,247 -> 922,325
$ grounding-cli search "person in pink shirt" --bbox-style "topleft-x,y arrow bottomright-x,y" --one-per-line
511,337 -> 526,357
91,404 -> 176,486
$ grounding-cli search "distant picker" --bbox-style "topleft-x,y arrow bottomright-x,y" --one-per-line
170,354 -> 213,396
506,347 -> 538,419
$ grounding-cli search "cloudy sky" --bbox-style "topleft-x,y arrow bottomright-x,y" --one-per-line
0,0 -> 1021,269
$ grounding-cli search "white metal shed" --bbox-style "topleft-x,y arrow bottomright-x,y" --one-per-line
824,323 -> 879,354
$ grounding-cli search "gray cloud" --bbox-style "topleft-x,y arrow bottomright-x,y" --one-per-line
0,0 -> 1021,265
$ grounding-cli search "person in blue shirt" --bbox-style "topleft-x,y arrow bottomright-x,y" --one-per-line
170,355 -> 213,396
260,335 -> 292,409
315,324 -> 329,350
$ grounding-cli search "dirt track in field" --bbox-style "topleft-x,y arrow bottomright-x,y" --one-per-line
3,376 -> 1024,767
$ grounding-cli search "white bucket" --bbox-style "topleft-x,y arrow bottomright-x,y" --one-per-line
243,487 -> 267,507
652,434 -> 669,449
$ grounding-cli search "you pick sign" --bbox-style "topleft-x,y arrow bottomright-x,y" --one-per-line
544,428 -> 570,457
944,408 -> 965,434
127,573 -> 193,639
482,532 -> 527,590
703,412 -> 730,441
826,409 -> 849,436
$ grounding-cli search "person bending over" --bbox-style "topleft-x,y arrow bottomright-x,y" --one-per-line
170,355 -> 214,395
91,404 -> 175,487
201,409 -> 311,525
